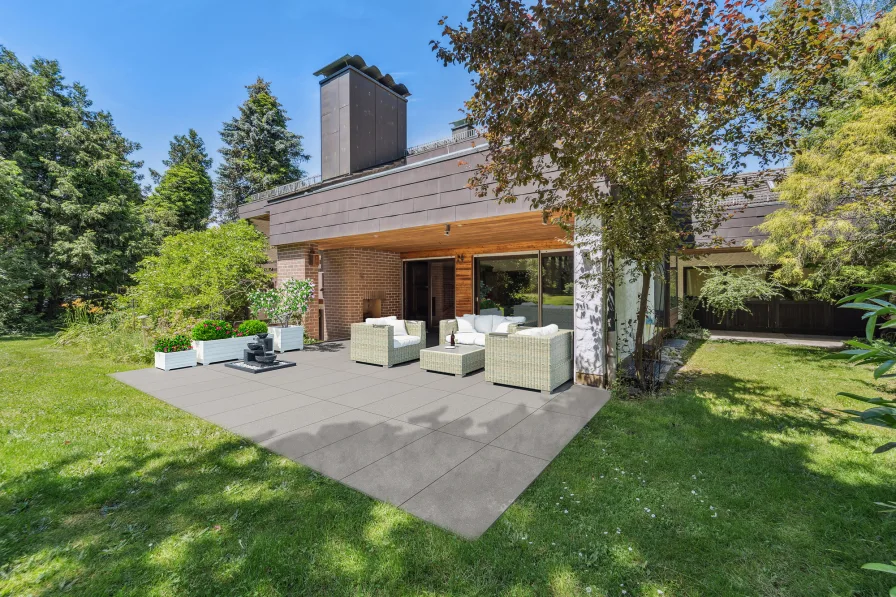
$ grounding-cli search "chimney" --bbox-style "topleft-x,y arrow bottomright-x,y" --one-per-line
314,54 -> 410,181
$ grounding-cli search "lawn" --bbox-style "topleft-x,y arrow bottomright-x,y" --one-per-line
1,337 -> 894,596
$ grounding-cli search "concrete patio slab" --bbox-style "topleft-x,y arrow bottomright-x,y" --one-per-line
112,340 -> 609,539
343,430 -> 483,505
401,445 -> 549,539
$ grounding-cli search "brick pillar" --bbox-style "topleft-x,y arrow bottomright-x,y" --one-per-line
276,243 -> 320,340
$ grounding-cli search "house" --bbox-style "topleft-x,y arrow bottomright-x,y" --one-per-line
238,54 -> 853,391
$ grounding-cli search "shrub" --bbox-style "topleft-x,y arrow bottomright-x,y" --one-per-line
122,221 -> 272,321
153,335 -> 193,353
248,279 -> 315,327
237,319 -> 268,335
55,309 -> 154,365
192,320 -> 234,341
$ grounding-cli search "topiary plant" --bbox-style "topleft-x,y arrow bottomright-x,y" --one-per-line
153,335 -> 193,353
237,319 -> 268,336
191,319 -> 234,341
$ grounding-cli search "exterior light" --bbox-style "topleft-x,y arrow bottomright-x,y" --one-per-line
445,224 -> 451,236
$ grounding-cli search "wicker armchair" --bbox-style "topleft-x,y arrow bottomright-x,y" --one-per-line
485,324 -> 574,394
439,318 -> 459,342
350,320 -> 425,367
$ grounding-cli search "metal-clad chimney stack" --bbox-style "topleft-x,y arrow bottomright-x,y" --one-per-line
314,54 -> 410,181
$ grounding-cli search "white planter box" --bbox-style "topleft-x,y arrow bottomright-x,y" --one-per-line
192,336 -> 249,366
271,325 -> 304,353
155,349 -> 197,371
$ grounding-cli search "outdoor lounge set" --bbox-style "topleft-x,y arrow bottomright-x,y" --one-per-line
350,314 -> 573,394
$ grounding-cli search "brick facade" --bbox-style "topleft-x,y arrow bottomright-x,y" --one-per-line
319,248 -> 402,340
276,243 -> 320,340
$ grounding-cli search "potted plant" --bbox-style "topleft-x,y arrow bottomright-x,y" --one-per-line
190,319 -> 247,365
154,335 -> 197,371
249,279 -> 314,353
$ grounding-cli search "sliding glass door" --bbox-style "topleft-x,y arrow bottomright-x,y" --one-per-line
474,251 -> 574,328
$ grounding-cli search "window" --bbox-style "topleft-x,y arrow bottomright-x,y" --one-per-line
475,251 -> 574,328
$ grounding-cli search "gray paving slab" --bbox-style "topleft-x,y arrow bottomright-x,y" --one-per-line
328,380 -> 419,408
184,386 -> 296,417
457,381 -> 515,400
266,371 -> 358,392
262,409 -> 387,459
299,420 -> 432,480
396,370 -> 447,386
367,362 -> 427,380
493,387 -> 556,409
490,409 -> 589,461
424,371 -> 486,393
300,376 -> 386,400
539,385 -> 611,419
205,393 -> 321,428
397,393 -> 491,430
343,431 -> 484,505
438,400 -> 536,444
164,381 -> 261,407
147,376 -> 250,400
229,401 -> 350,443
359,386 -> 450,418
401,445 -> 549,539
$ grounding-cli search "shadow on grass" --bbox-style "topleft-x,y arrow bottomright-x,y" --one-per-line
2,339 -> 895,596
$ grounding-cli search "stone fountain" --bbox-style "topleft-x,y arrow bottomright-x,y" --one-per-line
224,333 -> 296,374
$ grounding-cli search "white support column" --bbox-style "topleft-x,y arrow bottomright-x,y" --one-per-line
573,218 -> 607,386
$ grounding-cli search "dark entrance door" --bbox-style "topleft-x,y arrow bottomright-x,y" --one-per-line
405,262 -> 429,323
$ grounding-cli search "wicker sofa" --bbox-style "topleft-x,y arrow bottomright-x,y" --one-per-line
485,323 -> 574,394
350,320 -> 425,367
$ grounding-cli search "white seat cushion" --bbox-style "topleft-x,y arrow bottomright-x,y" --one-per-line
447,332 -> 486,346
516,324 -> 560,337
455,315 -> 476,333
393,335 -> 421,348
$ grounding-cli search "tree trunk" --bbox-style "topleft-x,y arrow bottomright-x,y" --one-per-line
634,266 -> 652,389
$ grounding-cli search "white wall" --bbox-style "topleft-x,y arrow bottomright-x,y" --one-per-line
573,218 -> 606,385
613,262 -> 660,365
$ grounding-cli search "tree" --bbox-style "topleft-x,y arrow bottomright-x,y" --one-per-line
144,129 -> 214,238
819,0 -> 896,24
0,46 -> 148,322
753,9 -> 896,301
0,159 -> 37,332
123,221 -> 272,320
433,0 -> 854,387
214,78 -> 309,222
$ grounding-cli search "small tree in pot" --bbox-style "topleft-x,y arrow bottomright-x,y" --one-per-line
249,279 -> 315,352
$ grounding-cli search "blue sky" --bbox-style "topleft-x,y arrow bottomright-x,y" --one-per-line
2,0 -> 476,183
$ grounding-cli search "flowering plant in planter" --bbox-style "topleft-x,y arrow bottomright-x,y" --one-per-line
153,335 -> 193,353
191,320 -> 237,341
249,279 -> 315,327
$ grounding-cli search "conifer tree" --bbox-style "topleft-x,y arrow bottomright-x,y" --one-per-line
145,129 -> 214,238
214,78 -> 308,222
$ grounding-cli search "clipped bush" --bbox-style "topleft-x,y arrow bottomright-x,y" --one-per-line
191,320 -> 234,341
153,335 -> 193,353
237,319 -> 268,336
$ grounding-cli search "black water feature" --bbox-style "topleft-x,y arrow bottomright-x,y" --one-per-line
224,333 -> 296,374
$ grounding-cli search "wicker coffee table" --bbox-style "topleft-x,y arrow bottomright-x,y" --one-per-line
420,344 -> 485,377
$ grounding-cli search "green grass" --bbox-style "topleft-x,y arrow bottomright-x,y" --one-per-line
1,337 -> 894,596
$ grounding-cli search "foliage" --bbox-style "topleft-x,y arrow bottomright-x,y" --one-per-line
237,319 -> 268,336
698,267 -> 782,318
0,46 -> 148,327
122,221 -> 271,321
153,335 -> 192,353
434,0 -> 856,388
54,308 -> 154,364
753,10 -> 896,300
0,158 -> 37,333
818,0 -> 896,24
215,78 -> 309,222
144,130 -> 214,240
829,284 -> 896,453
674,296 -> 710,339
249,278 -> 315,327
191,320 -> 235,341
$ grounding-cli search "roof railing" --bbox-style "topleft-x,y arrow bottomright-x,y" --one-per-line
406,128 -> 480,156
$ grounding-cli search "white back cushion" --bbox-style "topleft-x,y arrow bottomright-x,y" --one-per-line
516,324 -> 560,337
365,316 -> 397,324
455,315 -> 476,333
389,319 -> 408,336
473,315 -> 495,333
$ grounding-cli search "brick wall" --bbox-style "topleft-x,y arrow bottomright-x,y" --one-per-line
320,248 -> 402,339
276,243 -> 320,339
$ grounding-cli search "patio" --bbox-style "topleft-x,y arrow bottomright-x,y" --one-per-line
112,341 -> 608,538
